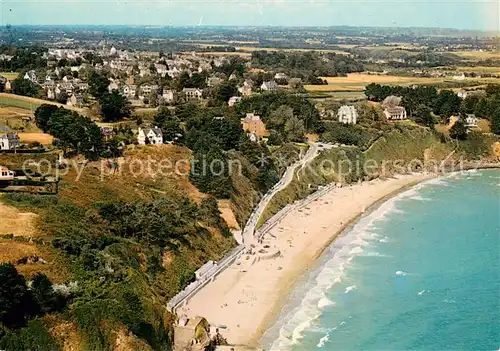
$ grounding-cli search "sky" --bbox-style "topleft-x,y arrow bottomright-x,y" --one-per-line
1,0 -> 498,31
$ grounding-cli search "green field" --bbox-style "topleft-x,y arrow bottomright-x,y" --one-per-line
0,96 -> 41,111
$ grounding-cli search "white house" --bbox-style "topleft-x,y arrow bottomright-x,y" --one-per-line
108,81 -> 120,92
261,81 -> 279,91
453,73 -> 466,81
383,106 -> 407,120
0,166 -> 15,180
337,105 -> 358,125
162,89 -> 176,103
228,96 -> 242,107
0,133 -> 20,150
465,114 -> 478,127
123,85 -> 137,98
274,72 -> 288,81
137,127 -> 163,145
183,88 -> 203,100
458,90 -> 468,100
23,70 -> 38,83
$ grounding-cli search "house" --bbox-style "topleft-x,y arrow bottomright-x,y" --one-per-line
0,132 -> 20,150
337,105 -> 358,125
383,106 -> 407,120
108,81 -> 120,92
162,89 -> 176,103
101,127 -> 114,141
123,84 -> 137,98
458,90 -> 468,100
47,88 -> 56,100
247,131 -> 259,143
137,127 -> 163,145
453,73 -> 466,81
0,166 -> 15,180
238,81 -> 253,97
5,80 -> 12,91
173,316 -> 210,351
274,72 -> 288,81
465,114 -> 478,127
183,88 -> 203,100
228,96 -> 242,107
261,80 -> 279,91
66,94 -> 83,107
56,82 -> 74,95
207,76 -> 223,87
23,70 -> 38,83
241,113 -> 268,137
382,95 -> 402,108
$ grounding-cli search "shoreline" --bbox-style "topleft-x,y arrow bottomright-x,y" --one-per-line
252,175 -> 434,348
182,169 -> 494,349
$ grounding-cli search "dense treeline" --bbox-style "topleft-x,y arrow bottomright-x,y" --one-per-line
251,51 -> 363,83
0,46 -> 48,72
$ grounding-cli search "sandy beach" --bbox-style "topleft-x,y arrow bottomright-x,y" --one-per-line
182,173 -> 433,348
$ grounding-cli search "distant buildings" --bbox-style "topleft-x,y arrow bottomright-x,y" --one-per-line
465,114 -> 478,127
337,105 -> 358,125
261,81 -> 279,91
0,132 -> 20,150
137,127 -> 163,145
182,88 -> 203,100
241,113 -> 267,140
228,96 -> 242,107
0,165 -> 15,180
66,94 -> 83,107
383,106 -> 407,120
23,70 -> 38,84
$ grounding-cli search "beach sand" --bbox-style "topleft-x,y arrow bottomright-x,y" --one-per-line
183,174 -> 433,348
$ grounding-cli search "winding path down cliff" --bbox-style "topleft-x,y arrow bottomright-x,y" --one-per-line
241,142 -> 334,246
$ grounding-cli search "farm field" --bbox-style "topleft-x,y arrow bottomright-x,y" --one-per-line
451,50 -> 500,60
0,72 -> 19,80
305,73 -> 500,93
18,132 -> 54,145
0,93 -> 86,114
455,66 -> 500,75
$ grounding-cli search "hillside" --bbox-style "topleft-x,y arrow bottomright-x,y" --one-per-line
0,145 -> 239,350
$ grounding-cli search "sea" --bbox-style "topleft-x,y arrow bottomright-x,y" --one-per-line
262,169 -> 500,351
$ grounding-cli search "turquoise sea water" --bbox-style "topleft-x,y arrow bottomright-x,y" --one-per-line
262,170 -> 500,351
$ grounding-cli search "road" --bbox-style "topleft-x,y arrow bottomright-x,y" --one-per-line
242,142 -> 334,245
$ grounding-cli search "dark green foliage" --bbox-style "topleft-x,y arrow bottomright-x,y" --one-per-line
321,122 -> 373,147
88,71 -> 109,99
190,134 -> 233,198
0,320 -> 60,351
235,92 -> 319,131
491,107 -> 500,135
48,108 -> 102,159
214,83 -> 237,104
250,51 -> 363,81
449,119 -> 468,140
97,198 -> 199,246
433,90 -> 461,118
11,77 -> 40,97
34,104 -> 58,133
0,264 -> 37,329
154,107 -> 183,143
99,91 -> 132,122
414,105 -> 435,127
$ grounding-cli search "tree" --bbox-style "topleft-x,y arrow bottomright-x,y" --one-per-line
11,77 -> 39,97
154,107 -> 183,143
56,91 -> 68,105
284,115 -> 306,141
99,91 -> 131,122
414,105 -> 435,128
0,264 -> 36,328
215,83 -> 237,104
48,109 -> 102,159
31,273 -> 61,314
433,90 -> 461,118
491,107 -> 500,135
268,105 -> 294,132
449,119 -> 468,140
88,71 -> 109,98
34,104 -> 58,132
